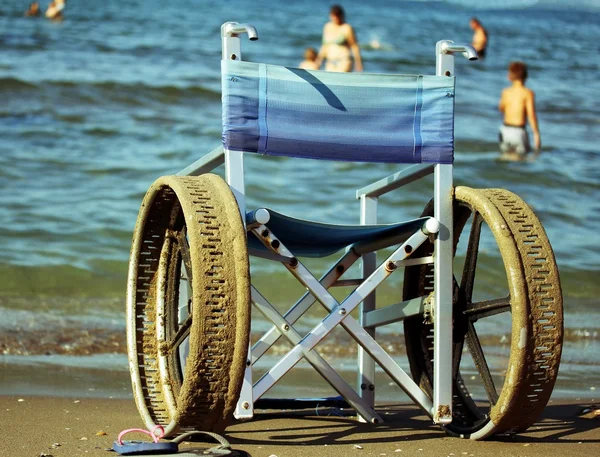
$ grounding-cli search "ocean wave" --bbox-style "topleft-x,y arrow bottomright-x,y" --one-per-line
439,0 -> 600,11
83,126 -> 120,137
1,314 -> 598,358
0,263 -> 126,303
0,255 -> 598,313
0,77 -> 37,91
0,77 -> 221,105
85,81 -> 222,101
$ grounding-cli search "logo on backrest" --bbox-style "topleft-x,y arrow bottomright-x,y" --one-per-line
446,92 -> 454,98
230,76 -> 239,82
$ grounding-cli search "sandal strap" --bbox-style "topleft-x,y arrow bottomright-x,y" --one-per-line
117,424 -> 165,444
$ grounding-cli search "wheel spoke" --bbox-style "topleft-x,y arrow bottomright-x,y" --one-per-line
452,280 -> 466,376
168,315 -> 192,353
466,322 -> 499,405
464,296 -> 511,320
460,212 -> 483,304
177,226 -> 193,284
452,339 -> 465,378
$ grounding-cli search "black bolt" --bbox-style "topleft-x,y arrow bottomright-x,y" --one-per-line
368,384 -> 375,391
404,245 -> 413,254
271,239 -> 280,250
231,54 -> 237,60
289,257 -> 298,267
445,70 -> 451,76
261,229 -> 269,238
336,265 -> 345,274
360,383 -> 367,390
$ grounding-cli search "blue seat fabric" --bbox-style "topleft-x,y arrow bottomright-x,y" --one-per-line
247,208 -> 429,258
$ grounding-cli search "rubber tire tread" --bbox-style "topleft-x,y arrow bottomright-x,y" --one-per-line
127,174 -> 250,435
482,188 -> 563,432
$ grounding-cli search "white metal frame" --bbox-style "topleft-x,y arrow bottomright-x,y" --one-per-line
180,24 -> 476,426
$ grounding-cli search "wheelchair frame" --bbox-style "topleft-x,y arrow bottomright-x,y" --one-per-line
180,22 -> 466,426
126,22 -> 563,441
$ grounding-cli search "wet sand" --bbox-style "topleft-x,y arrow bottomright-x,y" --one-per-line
1,396 -> 598,457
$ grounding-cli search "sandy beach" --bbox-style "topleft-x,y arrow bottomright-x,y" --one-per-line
1,396 -> 598,457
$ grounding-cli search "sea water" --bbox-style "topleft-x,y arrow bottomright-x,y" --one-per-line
0,0 -> 599,401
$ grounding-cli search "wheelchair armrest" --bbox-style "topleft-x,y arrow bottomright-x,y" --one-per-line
355,163 -> 435,200
177,145 -> 225,176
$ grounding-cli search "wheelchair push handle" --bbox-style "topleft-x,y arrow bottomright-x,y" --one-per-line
221,22 -> 258,61
435,40 -> 477,77
437,40 -> 478,61
222,22 -> 259,41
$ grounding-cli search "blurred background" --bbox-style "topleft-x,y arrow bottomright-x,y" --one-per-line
0,0 -> 599,402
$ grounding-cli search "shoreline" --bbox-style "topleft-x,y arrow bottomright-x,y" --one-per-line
2,353 -> 599,404
1,396 -> 599,457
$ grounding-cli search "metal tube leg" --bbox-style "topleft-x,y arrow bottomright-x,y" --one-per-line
433,163 -> 453,424
358,195 -> 377,422
234,345 -> 254,420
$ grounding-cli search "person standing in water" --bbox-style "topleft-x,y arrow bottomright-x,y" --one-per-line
299,47 -> 320,70
46,0 -> 66,20
317,5 -> 363,72
24,2 -> 41,16
470,17 -> 488,58
498,61 -> 541,161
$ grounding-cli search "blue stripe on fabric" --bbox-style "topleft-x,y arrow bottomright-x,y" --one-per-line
258,63 -> 268,153
221,60 -> 260,153
226,136 -> 453,164
413,75 -> 423,163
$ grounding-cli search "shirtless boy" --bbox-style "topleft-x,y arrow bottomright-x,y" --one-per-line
498,61 -> 541,161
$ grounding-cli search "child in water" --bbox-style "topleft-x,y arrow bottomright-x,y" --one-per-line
299,47 -> 319,70
498,61 -> 541,161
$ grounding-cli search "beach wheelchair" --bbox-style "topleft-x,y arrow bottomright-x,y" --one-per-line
125,22 -> 563,440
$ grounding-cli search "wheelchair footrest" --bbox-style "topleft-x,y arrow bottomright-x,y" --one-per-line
254,396 -> 350,410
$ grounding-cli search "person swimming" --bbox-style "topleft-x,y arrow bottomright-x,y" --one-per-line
316,5 -> 363,72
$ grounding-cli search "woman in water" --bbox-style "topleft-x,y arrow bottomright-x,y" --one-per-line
317,5 -> 363,72
45,0 -> 66,20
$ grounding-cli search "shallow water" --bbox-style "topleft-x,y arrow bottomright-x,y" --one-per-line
1,0 -> 599,400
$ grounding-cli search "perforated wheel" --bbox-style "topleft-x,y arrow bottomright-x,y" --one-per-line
126,174 -> 250,436
403,187 -> 563,439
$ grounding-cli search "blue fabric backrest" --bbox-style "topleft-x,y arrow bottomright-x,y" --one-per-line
222,60 -> 455,164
